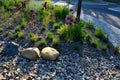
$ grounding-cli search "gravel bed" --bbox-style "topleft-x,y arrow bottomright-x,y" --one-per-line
0,42 -> 120,80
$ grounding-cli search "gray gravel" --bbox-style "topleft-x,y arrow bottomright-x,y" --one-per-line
0,42 -> 120,80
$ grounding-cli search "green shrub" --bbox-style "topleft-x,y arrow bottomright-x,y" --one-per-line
4,31 -> 9,37
50,19 -> 55,25
100,45 -> 108,51
1,0 -> 24,9
57,21 -> 86,42
21,18 -> 27,28
86,21 -> 95,30
25,1 -> 42,13
15,26 -> 21,32
95,28 -> 108,42
54,5 -> 69,19
41,12 -> 51,26
114,45 -> 120,54
18,32 -> 25,38
0,28 -> 3,33
9,33 -> 18,40
8,23 -> 12,28
41,26 -> 46,31
46,32 -> 54,40
39,36 -> 44,40
38,40 -> 47,46
92,39 -> 100,48
86,34 -> 92,41
52,37 -> 60,46
1,6 -> 5,13
53,21 -> 63,29
29,33 -> 39,43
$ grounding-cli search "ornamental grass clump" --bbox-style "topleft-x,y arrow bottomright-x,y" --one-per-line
95,28 -> 108,42
21,19 -> 27,28
38,40 -> 47,46
40,2 -> 55,26
86,34 -> 92,41
0,28 -> 3,33
57,21 -> 86,42
15,26 -> 21,32
100,44 -> 108,51
57,8 -> 86,42
46,32 -> 54,40
86,21 -> 95,30
29,33 -> 39,43
1,0 -> 29,10
92,39 -> 100,48
10,33 -> 18,40
52,37 -> 60,46
18,32 -> 25,39
53,21 -> 63,29
113,45 -> 120,54
54,5 -> 69,19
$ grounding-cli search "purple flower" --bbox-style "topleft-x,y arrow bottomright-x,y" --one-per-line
24,0 -> 29,3
18,4 -> 23,10
66,21 -> 69,25
32,20 -> 37,24
30,9 -> 34,13
70,18 -> 73,22
43,2 -> 47,9
35,26 -> 39,32
70,8 -> 74,12
32,13 -> 36,18
70,8 -> 75,14
75,17 -> 78,21
28,21 -> 33,26
69,22 -> 72,26
65,15 -> 70,20
74,21 -> 77,24
71,11 -> 75,14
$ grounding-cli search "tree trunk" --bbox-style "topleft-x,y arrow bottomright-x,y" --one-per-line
77,0 -> 82,20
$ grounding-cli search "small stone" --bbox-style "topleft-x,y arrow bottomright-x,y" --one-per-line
3,42 -> 19,56
0,74 -> 5,79
41,47 -> 60,60
20,47 -> 40,60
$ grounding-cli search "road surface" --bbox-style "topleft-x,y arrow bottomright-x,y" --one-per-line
82,2 -> 120,29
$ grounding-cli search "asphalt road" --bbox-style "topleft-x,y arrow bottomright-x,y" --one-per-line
53,0 -> 120,28
82,2 -> 120,29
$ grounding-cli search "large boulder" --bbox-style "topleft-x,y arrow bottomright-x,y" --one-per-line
41,47 -> 60,60
20,47 -> 40,60
3,42 -> 19,56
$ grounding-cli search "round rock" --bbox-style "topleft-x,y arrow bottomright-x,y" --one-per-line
41,47 -> 60,60
20,47 -> 40,60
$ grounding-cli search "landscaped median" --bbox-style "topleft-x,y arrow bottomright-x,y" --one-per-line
0,0 -> 120,79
